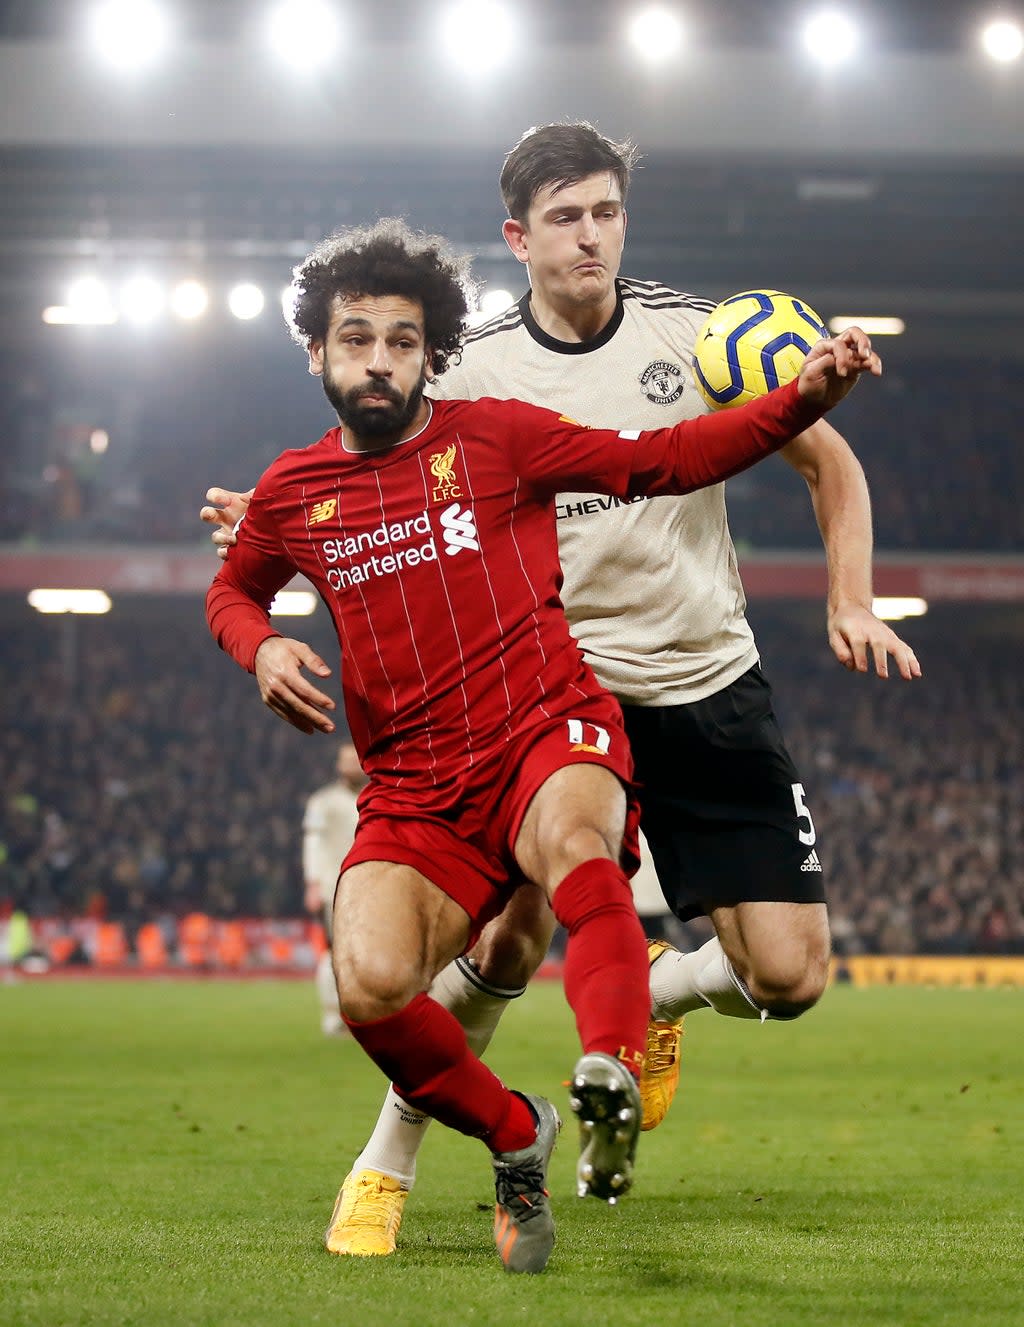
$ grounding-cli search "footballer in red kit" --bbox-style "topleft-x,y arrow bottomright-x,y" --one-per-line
205,218 -> 881,1274
207,390 -> 820,814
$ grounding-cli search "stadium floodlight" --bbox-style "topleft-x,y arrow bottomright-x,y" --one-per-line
28,589 -> 113,615
281,283 -> 299,325
269,590 -> 318,615
829,316 -> 905,336
480,287 -> 513,317
119,276 -> 165,325
170,279 -> 209,320
42,305 -> 118,326
466,288 -> 514,329
228,283 -> 266,320
266,1 -> 341,69
872,597 -> 927,622
44,277 -> 118,325
801,9 -> 860,67
980,19 -> 1024,63
440,0 -> 517,74
69,276 -> 112,310
87,0 -> 170,72
626,6 -> 685,63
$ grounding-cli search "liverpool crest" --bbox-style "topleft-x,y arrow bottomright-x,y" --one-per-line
429,443 -> 463,502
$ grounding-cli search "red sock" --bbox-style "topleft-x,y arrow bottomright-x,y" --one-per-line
552,858 -> 649,1079
344,992 -> 536,1152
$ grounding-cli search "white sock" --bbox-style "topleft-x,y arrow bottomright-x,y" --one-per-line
349,956 -> 522,1188
316,951 -> 344,1035
649,937 -> 766,1023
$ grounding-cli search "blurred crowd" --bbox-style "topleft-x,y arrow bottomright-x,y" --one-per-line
0,345 -> 1022,552
1,604 -> 1021,956
727,359 -> 1024,553
754,609 -> 1023,956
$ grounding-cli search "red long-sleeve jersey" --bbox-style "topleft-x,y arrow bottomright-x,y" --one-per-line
206,381 -> 821,812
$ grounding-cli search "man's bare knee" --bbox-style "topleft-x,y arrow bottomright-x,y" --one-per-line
744,951 -> 830,1018
469,886 -> 555,989
532,824 -> 617,892
333,951 -> 420,1024
714,901 -> 830,1019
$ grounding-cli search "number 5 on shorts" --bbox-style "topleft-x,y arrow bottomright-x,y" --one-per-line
791,782 -> 816,846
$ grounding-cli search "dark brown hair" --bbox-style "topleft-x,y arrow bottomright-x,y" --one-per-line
500,122 -> 640,223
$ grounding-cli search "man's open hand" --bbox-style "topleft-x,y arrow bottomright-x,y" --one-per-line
200,487 -> 253,560
254,636 -> 335,734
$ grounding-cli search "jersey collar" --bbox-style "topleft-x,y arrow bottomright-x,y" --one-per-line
518,281 -> 625,355
338,398 -> 434,454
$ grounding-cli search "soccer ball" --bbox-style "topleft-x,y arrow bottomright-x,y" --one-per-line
692,290 -> 829,410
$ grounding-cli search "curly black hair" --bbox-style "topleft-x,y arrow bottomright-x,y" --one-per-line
286,218 -> 476,377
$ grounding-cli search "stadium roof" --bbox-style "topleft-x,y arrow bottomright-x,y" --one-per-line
0,4 -> 1021,355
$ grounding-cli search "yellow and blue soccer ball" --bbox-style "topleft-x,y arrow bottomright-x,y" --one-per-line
692,290 -> 828,410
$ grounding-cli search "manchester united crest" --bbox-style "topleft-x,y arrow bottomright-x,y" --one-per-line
639,359 -> 685,405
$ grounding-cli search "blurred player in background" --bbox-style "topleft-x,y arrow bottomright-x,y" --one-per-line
303,741 -> 365,1036
202,121 -> 918,1257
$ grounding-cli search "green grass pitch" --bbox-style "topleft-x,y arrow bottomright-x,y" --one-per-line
1,979 -> 1020,1327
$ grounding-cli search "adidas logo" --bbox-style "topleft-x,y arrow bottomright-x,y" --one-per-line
800,849 -> 822,873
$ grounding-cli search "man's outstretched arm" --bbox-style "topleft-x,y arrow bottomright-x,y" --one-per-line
781,421 -> 921,681
528,328 -> 884,511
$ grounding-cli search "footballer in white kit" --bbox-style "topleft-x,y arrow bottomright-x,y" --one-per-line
431,276 -> 819,923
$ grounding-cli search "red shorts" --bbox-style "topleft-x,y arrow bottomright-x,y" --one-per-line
342,693 -> 641,944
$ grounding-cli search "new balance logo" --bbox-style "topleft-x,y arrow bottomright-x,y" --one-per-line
307,498 -> 337,526
439,502 -> 479,556
800,849 -> 822,873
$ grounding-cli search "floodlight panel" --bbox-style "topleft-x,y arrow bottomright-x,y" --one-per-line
88,0 -> 170,71
120,276 -> 165,325
829,316 -> 905,336
171,280 -> 210,320
802,9 -> 860,66
627,6 -> 684,62
981,19 -> 1023,63
228,283 -> 266,320
267,1 -> 341,69
440,0 -> 517,73
28,589 -> 113,615
872,597 -> 928,621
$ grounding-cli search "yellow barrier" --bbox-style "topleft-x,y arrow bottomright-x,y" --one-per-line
834,955 -> 1024,988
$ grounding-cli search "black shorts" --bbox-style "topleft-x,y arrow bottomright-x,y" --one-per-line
621,664 -> 825,922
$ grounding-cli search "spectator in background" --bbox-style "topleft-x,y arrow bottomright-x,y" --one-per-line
2,608 -> 1020,957
303,742 -> 366,1036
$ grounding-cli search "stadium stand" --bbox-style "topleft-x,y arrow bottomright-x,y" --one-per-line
1,347 -> 1022,553
1,597 -> 1020,960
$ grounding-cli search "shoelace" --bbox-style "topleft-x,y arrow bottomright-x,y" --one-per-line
646,1026 -> 680,1073
346,1177 -> 401,1229
494,1163 -> 547,1222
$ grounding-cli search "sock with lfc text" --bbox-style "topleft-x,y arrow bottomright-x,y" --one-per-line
351,956 -> 523,1186
344,991 -> 536,1155
552,858 -> 649,1079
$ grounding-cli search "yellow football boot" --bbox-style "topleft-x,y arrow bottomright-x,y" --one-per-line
324,1169 -> 408,1256
640,939 -> 685,1132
